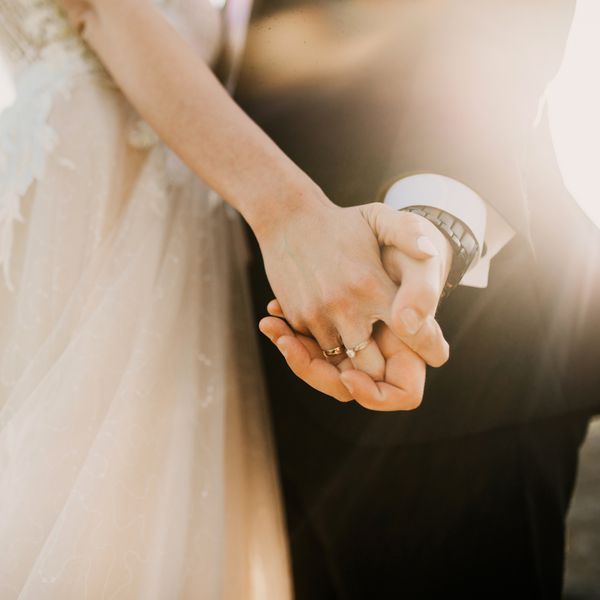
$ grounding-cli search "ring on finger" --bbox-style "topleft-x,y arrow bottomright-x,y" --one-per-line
322,345 -> 346,358
344,338 -> 372,359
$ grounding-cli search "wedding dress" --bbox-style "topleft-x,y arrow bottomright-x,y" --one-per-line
0,1 -> 291,598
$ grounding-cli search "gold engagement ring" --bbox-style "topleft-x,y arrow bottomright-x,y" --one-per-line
322,345 -> 345,358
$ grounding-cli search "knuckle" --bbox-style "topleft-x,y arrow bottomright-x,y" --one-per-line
349,270 -> 380,295
411,281 -> 440,309
321,290 -> 348,314
399,211 -> 426,233
300,304 -> 321,326
341,324 -> 372,349
360,201 -> 383,224
370,202 -> 388,227
287,316 -> 306,335
381,247 -> 404,281
373,367 -> 386,382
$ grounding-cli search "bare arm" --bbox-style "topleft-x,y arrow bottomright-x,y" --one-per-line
61,0 -> 450,406
65,0 -> 319,235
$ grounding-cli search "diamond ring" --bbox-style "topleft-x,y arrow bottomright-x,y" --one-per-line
345,339 -> 371,359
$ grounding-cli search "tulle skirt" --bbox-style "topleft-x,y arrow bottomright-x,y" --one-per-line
0,74 -> 291,599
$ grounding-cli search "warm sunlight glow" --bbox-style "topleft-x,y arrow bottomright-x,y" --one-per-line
548,0 -> 600,228
0,5 -> 597,230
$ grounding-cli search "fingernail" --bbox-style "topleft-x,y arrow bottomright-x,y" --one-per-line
399,308 -> 423,335
417,236 -> 439,257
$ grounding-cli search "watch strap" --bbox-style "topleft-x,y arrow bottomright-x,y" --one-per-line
401,205 -> 480,297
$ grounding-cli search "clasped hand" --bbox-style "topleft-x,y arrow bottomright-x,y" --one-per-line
256,190 -> 452,411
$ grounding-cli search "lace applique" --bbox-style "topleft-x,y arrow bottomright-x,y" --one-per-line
0,0 -> 220,289
0,2 -> 105,290
0,54 -> 82,290
0,1 -> 94,66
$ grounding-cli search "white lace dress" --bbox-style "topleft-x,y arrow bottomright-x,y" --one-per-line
0,2 -> 291,598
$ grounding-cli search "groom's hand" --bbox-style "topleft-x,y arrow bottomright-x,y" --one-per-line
259,202 -> 453,409
363,203 -> 454,365
259,316 -> 425,411
253,190 -> 444,384
262,201 -> 453,371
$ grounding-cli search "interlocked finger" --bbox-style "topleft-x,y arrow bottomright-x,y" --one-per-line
268,299 -> 387,378
258,316 -> 353,401
309,323 -> 348,369
337,321 -> 385,382
340,323 -> 426,410
382,247 -> 450,367
266,299 -> 285,318
267,299 -> 348,367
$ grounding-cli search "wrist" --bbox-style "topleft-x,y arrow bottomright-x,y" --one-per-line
246,173 -> 333,242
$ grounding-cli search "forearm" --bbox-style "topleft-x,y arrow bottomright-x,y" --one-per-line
75,0 -> 325,234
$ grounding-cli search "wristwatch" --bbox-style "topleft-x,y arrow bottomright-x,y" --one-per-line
401,205 -> 480,297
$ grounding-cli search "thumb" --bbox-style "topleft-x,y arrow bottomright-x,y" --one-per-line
360,203 -> 439,260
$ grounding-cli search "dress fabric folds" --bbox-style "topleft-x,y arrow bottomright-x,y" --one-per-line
0,1 -> 291,598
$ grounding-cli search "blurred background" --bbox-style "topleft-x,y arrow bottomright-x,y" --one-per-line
547,0 -> 600,229
546,2 -> 600,597
0,0 -> 598,596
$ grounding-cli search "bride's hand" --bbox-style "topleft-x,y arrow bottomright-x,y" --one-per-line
57,0 -> 450,379
253,190 -> 451,379
259,315 -> 425,411
252,188 -> 441,382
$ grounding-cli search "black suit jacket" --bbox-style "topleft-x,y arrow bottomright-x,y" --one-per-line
236,0 -> 600,445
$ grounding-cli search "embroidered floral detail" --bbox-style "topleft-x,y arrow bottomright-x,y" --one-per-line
0,0 -> 92,65
0,1 -> 105,291
0,0 -> 214,290
0,55 -> 81,290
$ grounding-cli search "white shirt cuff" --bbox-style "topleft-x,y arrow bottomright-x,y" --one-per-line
383,173 -> 514,288
462,203 -> 515,287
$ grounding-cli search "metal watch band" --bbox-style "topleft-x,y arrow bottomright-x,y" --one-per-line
401,205 -> 480,297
